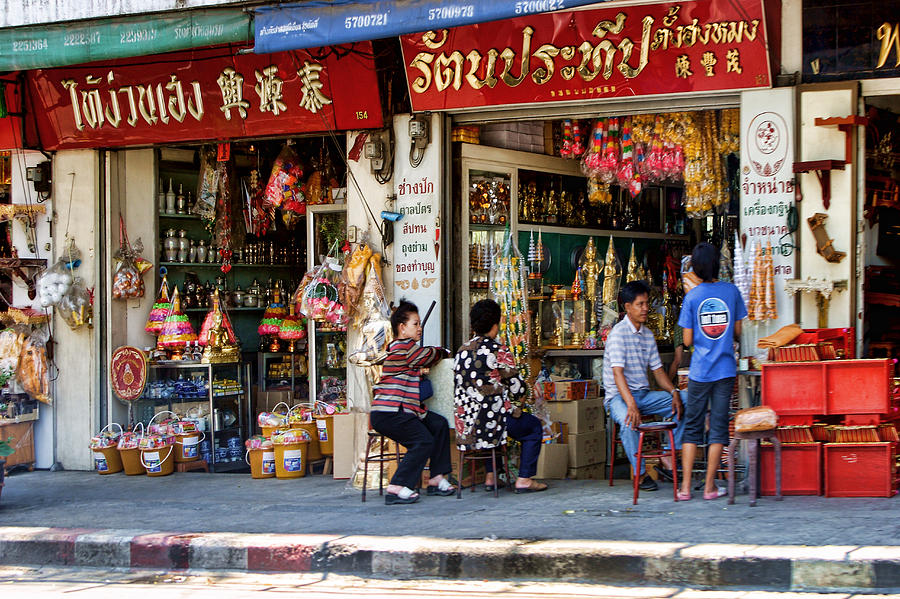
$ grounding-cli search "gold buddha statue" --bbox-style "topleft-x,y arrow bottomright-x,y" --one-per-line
202,291 -> 240,364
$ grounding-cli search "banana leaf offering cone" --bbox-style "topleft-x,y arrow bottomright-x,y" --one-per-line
157,287 -> 197,355
144,274 -> 171,335
258,288 -> 287,336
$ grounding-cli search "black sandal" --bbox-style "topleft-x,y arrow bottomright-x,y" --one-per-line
384,487 -> 419,505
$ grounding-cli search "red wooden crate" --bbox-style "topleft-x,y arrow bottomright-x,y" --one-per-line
794,327 -> 855,359
762,363 -> 826,415
824,442 -> 898,497
825,359 -> 892,415
761,442 -> 822,496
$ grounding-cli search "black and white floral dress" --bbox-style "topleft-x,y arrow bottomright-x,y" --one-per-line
453,335 -> 526,451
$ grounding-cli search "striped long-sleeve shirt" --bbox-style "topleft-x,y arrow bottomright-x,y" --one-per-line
371,337 -> 448,416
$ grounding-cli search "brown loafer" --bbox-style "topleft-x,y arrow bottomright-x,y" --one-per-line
514,481 -> 548,494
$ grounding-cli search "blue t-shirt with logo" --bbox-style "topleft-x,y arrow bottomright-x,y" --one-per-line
678,282 -> 747,382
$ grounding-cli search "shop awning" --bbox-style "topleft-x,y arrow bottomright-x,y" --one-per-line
253,0 -> 611,54
0,8 -> 251,72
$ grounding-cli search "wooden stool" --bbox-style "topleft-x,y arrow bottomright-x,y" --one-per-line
361,431 -> 405,503
632,422 -> 679,504
727,429 -> 782,506
176,459 -> 209,473
456,446 -> 510,498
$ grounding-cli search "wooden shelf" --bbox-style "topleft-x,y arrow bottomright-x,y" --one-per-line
517,223 -> 686,240
539,349 -> 604,357
160,262 -> 298,269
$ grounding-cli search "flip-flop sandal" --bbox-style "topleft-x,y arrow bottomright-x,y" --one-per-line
703,487 -> 727,500
677,491 -> 692,501
484,482 -> 506,492
427,478 -> 456,496
385,487 -> 419,505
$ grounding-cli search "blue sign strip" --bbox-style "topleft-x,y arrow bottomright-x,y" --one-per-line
254,0 -> 609,54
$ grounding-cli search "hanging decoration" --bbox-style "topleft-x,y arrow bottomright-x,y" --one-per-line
559,119 -> 574,158
571,120 -> 585,157
763,239 -> 778,320
733,232 -> 751,307
748,240 -> 766,321
489,230 -> 530,383
719,239 -> 733,283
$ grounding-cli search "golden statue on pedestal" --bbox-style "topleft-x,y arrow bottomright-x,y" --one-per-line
201,290 -> 240,364
580,237 -> 602,330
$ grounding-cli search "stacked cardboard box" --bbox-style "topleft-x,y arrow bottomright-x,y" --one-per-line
480,121 -> 545,154
546,386 -> 606,479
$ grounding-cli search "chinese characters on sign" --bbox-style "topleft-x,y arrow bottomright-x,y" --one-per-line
26,44 -> 382,150
400,0 -> 770,112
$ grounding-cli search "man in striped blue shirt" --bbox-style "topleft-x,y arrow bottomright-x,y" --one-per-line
603,281 -> 684,491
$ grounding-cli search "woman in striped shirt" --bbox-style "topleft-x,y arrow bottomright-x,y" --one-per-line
371,301 -> 454,505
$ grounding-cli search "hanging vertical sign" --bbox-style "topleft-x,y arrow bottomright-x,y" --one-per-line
392,114 -> 442,346
740,87 -> 796,333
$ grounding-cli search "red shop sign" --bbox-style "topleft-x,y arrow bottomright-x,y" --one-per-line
26,43 -> 383,150
400,0 -> 771,112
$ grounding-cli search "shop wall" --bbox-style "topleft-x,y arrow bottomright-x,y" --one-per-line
780,0 -> 802,75
346,129 -> 392,413
797,85 -> 857,329
103,149 -> 157,427
9,150 -> 54,468
51,149 -> 101,471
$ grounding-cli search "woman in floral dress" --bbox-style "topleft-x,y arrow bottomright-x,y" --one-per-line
454,299 -> 548,493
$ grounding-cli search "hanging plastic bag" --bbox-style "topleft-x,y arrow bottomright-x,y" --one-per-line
59,277 -> 93,329
339,243 -> 372,324
264,145 -> 304,209
112,216 -> 146,299
36,259 -> 73,308
17,331 -> 50,404
298,253 -> 345,326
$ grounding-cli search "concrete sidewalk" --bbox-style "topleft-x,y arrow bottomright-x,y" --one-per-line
1,471 -> 899,591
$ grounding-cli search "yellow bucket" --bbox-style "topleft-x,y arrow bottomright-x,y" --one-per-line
294,421 -> 322,461
247,448 -> 276,479
119,447 -> 145,476
314,415 -> 334,456
92,446 -> 123,474
174,432 -> 204,463
141,445 -> 175,477
274,441 -> 308,479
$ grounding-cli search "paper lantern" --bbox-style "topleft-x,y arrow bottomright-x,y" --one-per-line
157,287 -> 197,352
144,274 -> 171,335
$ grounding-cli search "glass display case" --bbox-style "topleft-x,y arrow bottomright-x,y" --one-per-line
305,204 -> 348,409
134,362 -> 250,472
258,351 -> 308,398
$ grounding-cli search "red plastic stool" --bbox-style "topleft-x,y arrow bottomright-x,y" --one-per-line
633,421 -> 679,505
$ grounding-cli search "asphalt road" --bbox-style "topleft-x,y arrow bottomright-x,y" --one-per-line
1,566 -> 888,599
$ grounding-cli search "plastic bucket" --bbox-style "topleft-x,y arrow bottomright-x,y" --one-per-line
247,448 -> 276,479
141,445 -> 175,477
119,447 -> 145,475
261,425 -> 280,439
92,446 -> 123,474
175,431 -> 204,463
274,441 -> 308,479
294,422 -> 322,461
314,415 -> 334,456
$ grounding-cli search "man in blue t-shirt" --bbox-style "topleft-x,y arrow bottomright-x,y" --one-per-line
676,242 -> 747,501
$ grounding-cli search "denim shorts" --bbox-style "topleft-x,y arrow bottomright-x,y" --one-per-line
683,377 -> 734,446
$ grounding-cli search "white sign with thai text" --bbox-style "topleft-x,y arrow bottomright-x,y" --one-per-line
393,114 -> 443,346
740,87 -> 797,336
